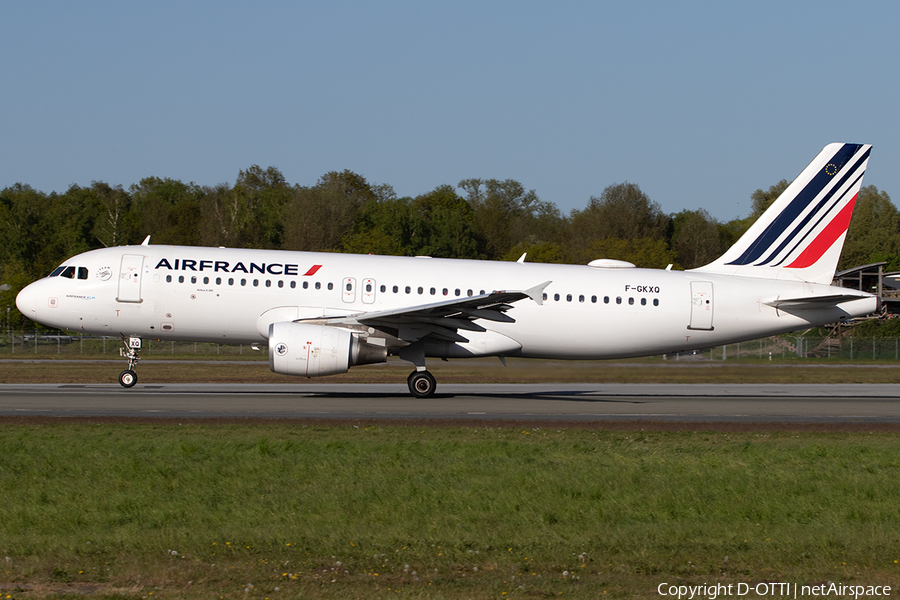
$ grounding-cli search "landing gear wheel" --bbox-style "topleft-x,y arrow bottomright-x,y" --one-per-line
119,369 -> 137,388
407,370 -> 436,398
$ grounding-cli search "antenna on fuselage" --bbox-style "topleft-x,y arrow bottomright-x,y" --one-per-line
141,235 -> 151,246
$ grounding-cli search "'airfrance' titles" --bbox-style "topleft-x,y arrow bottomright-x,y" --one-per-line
154,258 -> 322,277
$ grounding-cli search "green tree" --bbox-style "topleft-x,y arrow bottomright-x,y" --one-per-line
568,182 -> 670,264
200,165 -> 291,248
750,179 -> 790,218
0,184 -> 57,277
458,178 -> 559,260
501,240 -> 569,263
411,185 -> 482,259
341,196 -> 414,256
283,170 -> 379,252
582,237 -> 677,269
670,209 -> 727,269
130,177 -> 201,246
840,186 -> 900,271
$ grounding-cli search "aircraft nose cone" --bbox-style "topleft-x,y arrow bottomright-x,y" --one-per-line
15,283 -> 36,317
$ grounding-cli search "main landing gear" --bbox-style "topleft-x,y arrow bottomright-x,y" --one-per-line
407,370 -> 436,398
399,341 -> 437,398
118,336 -> 142,388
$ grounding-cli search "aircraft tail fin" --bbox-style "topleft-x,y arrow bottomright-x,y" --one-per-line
692,143 -> 871,284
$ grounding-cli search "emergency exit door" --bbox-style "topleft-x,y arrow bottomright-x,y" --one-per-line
117,254 -> 144,303
688,281 -> 714,330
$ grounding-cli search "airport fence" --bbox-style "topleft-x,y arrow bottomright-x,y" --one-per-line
0,330 -> 268,357
666,335 -> 900,361
2,329 -> 900,361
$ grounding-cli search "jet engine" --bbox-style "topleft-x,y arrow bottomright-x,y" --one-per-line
268,322 -> 387,377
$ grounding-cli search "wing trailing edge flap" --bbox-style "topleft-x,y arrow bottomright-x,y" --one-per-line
308,281 -> 552,343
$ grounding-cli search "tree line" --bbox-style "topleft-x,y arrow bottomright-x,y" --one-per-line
1,165 -> 898,327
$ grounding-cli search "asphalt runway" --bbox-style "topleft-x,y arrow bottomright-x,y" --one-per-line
1,383 -> 899,423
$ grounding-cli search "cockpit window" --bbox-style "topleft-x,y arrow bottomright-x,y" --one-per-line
49,265 -> 88,279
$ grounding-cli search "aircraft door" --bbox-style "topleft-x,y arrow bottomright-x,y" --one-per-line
342,277 -> 356,303
362,278 -> 376,304
117,254 -> 145,303
688,281 -> 714,330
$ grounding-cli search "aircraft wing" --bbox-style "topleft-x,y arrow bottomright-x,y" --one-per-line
307,281 -> 550,343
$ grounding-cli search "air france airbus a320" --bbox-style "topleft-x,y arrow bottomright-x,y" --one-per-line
16,143 -> 878,397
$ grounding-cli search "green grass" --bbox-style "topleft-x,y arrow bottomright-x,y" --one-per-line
4,356 -> 900,385
1,423 -> 900,598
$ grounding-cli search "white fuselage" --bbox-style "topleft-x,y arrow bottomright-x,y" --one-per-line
16,245 -> 878,359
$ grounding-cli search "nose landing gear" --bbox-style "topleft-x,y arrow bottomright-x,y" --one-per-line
118,336 -> 142,388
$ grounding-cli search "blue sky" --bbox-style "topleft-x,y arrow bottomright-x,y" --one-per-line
3,1 -> 898,222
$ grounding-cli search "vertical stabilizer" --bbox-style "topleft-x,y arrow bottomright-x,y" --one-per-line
693,143 -> 871,284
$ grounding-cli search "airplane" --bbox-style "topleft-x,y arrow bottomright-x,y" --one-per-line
15,143 -> 877,397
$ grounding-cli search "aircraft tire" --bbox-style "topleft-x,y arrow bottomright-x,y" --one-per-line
407,370 -> 436,398
119,369 -> 138,388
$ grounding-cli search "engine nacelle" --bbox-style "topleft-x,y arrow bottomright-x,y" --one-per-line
268,322 -> 387,377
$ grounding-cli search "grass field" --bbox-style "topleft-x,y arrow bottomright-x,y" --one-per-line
1,422 -> 900,599
4,355 -> 900,385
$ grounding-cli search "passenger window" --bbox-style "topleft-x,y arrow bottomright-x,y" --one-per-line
290,281 -> 296,289
166,275 -> 172,283
628,297 -> 634,305
455,289 -> 461,296
653,298 -> 659,306
253,279 -> 259,287
480,290 -> 485,295
203,276 -> 209,284
278,280 -> 284,288
542,293 -> 548,301
179,275 -> 185,284
216,277 -> 222,285
566,294 -> 572,302
303,281 -> 309,289
266,280 -> 271,288
77,267 -> 88,280
327,283 -> 333,290
315,282 -> 321,290
241,279 -> 247,286
405,286 -> 411,294
579,295 -> 584,303
393,285 -> 399,293
604,296 -> 609,304
191,276 -> 197,284
467,289 -> 473,297
616,297 -> 622,305
442,288 -> 448,296
430,287 -> 436,295
228,278 -> 234,286
641,298 -> 647,306
591,295 -> 597,303
554,293 -> 560,301
418,287 -> 423,295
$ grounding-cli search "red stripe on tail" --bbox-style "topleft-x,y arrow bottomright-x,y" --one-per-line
785,194 -> 857,269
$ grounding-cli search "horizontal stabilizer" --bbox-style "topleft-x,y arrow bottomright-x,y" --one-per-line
764,293 -> 874,309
